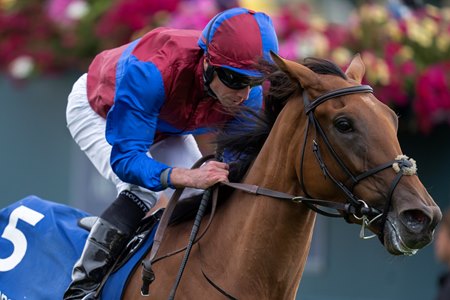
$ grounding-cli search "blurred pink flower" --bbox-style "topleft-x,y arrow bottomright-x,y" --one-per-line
46,0 -> 74,25
278,37 -> 299,60
324,25 -> 349,50
274,4 -> 311,41
96,0 -> 180,39
166,0 -> 219,30
414,63 -> 450,133
376,81 -> 409,107
90,0 -> 182,51
368,41 -> 416,107
399,60 -> 416,76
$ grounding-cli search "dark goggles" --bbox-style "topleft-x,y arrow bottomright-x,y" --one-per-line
215,67 -> 257,90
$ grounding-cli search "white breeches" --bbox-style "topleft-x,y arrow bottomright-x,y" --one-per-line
66,74 -> 203,208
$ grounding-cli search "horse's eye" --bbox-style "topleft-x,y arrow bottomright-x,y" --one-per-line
334,118 -> 353,133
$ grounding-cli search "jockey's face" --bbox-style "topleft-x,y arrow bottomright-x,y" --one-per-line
210,72 -> 251,107
204,60 -> 251,107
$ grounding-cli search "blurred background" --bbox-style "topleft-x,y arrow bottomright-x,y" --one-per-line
0,0 -> 449,299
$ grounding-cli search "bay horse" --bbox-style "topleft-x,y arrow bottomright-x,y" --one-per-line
123,53 -> 442,299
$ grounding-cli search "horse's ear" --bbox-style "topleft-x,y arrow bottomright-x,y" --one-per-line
345,53 -> 365,84
270,51 -> 320,89
270,51 -> 292,73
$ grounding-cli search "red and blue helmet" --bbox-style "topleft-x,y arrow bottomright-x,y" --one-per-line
198,7 -> 279,77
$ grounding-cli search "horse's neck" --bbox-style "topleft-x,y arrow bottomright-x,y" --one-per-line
203,99 -> 316,298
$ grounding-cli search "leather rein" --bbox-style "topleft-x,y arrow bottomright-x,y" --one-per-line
140,84 -> 418,299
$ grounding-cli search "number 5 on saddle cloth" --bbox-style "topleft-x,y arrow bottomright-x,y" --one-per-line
0,195 -> 160,299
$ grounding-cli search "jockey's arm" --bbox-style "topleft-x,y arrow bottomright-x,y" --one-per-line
107,62 -> 229,191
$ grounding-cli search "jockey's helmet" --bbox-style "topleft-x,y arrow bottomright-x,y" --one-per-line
198,7 -> 279,79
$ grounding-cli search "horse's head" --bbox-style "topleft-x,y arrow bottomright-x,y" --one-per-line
270,52 -> 442,255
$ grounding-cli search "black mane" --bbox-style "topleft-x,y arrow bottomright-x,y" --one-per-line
215,57 -> 346,182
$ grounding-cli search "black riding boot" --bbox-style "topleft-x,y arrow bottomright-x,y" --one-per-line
63,218 -> 128,300
63,190 -> 149,300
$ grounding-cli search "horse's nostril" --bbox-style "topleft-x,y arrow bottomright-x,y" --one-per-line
400,209 -> 431,233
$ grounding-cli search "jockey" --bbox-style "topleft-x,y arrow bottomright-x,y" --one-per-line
64,7 -> 278,299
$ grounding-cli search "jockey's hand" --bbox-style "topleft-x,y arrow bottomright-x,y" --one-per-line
170,161 -> 229,189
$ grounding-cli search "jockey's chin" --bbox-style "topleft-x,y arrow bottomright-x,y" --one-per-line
218,96 -> 246,108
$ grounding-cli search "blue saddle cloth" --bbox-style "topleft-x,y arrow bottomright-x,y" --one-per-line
0,195 -> 157,300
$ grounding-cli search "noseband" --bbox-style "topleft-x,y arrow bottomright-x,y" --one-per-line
300,85 -> 418,241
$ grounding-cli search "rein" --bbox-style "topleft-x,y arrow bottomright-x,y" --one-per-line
141,155 -> 220,298
221,181 -> 375,217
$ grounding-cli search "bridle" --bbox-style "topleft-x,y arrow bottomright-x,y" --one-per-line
223,84 -> 418,241
299,84 -> 417,241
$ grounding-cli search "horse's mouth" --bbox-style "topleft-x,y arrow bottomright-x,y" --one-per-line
383,218 -> 419,256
